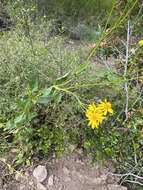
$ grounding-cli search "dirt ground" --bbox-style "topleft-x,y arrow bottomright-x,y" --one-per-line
0,150 -> 127,190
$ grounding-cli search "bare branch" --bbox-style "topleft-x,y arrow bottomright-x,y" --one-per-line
107,172 -> 143,180
124,20 -> 131,121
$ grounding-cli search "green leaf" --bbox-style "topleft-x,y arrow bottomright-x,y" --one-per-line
5,120 -> 16,130
38,87 -> 53,104
25,127 -> 33,134
38,97 -> 51,104
54,93 -> 62,104
16,152 -> 25,165
0,123 -> 4,128
41,87 -> 53,97
15,114 -> 26,124
17,98 -> 27,110
28,79 -> 38,92
84,141 -> 91,150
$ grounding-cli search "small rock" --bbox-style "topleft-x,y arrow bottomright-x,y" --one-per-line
19,184 -> 26,190
100,174 -> 107,181
63,166 -> 70,175
33,165 -> 47,182
58,185 -> 63,190
107,184 -> 127,190
25,171 -> 30,177
15,173 -> 21,181
54,176 -> 59,183
47,175 -> 54,186
37,183 -> 47,190
64,176 -> 71,182
29,180 -> 34,186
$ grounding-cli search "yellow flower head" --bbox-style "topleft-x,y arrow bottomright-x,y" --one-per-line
85,103 -> 105,129
98,99 -> 113,116
85,100 -> 113,129
138,39 -> 143,47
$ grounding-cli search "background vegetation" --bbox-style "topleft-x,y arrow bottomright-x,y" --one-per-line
0,0 -> 143,189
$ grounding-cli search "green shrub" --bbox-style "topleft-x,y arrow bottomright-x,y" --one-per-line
0,25 -> 124,163
0,2 -> 143,188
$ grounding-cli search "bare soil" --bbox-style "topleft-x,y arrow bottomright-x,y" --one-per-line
0,151 -> 127,190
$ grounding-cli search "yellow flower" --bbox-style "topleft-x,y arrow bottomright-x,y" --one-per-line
85,103 -> 105,129
138,39 -> 143,47
98,99 -> 113,116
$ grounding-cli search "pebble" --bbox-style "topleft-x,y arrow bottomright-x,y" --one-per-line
37,182 -> 47,190
33,165 -> 47,182
63,166 -> 70,175
58,184 -> 63,190
19,184 -> 26,190
15,173 -> 21,181
47,175 -> 54,186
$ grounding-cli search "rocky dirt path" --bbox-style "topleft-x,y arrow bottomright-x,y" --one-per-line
0,151 -> 127,190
